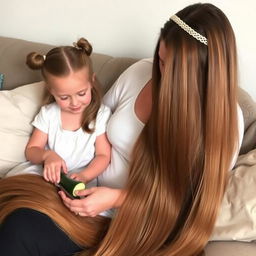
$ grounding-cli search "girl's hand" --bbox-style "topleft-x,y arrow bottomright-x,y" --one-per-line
58,187 -> 123,217
69,172 -> 87,183
43,150 -> 67,183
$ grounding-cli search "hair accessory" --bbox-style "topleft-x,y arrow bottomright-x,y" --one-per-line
73,42 -> 80,50
170,15 -> 208,46
43,55 -> 46,60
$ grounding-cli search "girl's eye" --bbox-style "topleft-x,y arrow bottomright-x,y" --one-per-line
60,96 -> 68,100
78,91 -> 86,96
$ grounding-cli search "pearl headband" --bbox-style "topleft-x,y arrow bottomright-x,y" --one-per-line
170,15 -> 208,46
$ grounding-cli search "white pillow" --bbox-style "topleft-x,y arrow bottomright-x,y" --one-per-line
211,149 -> 256,242
0,81 -> 45,177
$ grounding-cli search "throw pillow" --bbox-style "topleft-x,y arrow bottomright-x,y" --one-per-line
0,81 -> 45,177
211,149 -> 256,242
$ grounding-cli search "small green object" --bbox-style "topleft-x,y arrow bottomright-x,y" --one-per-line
59,173 -> 85,198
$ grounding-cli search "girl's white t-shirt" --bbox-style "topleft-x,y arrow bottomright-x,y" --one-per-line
32,102 -> 111,171
6,102 -> 111,180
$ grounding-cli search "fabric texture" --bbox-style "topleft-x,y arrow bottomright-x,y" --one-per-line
0,81 -> 45,178
238,87 -> 256,154
211,149 -> 256,241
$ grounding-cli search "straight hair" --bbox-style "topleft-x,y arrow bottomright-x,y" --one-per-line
89,3 -> 239,255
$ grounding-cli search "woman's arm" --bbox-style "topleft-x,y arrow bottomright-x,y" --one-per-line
59,186 -> 126,217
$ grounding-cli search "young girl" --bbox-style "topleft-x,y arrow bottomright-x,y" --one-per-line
16,38 -> 111,185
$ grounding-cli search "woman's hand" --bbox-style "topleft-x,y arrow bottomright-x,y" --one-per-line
58,186 -> 123,217
43,150 -> 67,183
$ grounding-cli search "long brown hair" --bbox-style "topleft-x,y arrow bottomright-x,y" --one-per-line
89,3 -> 239,255
0,174 -> 110,251
26,38 -> 102,133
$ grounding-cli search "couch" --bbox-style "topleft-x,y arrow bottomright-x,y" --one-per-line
1,36 -> 256,255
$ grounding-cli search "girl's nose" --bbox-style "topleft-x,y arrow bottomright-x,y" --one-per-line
70,96 -> 78,106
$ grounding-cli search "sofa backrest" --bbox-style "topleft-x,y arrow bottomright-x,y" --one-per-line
2,36 -> 256,155
0,36 -> 138,93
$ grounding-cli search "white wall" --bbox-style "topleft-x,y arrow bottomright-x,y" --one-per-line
1,0 -> 256,99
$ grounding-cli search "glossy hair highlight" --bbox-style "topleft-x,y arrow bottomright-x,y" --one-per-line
89,3 -> 239,256
0,174 -> 110,252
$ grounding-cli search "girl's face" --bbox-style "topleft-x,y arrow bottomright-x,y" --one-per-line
47,67 -> 94,115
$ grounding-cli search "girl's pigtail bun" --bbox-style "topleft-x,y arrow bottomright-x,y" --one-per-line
76,37 -> 93,56
26,52 -> 45,70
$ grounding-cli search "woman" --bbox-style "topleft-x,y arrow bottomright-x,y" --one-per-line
0,3 -> 244,256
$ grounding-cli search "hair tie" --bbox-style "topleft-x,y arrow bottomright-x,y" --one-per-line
73,42 -> 81,50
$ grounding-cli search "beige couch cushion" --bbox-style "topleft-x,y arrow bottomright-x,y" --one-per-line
238,87 -> 256,154
211,149 -> 256,241
0,81 -> 44,177
205,241 -> 256,255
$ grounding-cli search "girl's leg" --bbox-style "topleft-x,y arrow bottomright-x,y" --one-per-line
0,208 -> 82,256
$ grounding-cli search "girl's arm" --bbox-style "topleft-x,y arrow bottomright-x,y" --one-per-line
70,132 -> 111,183
25,128 -> 49,163
25,128 -> 67,183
